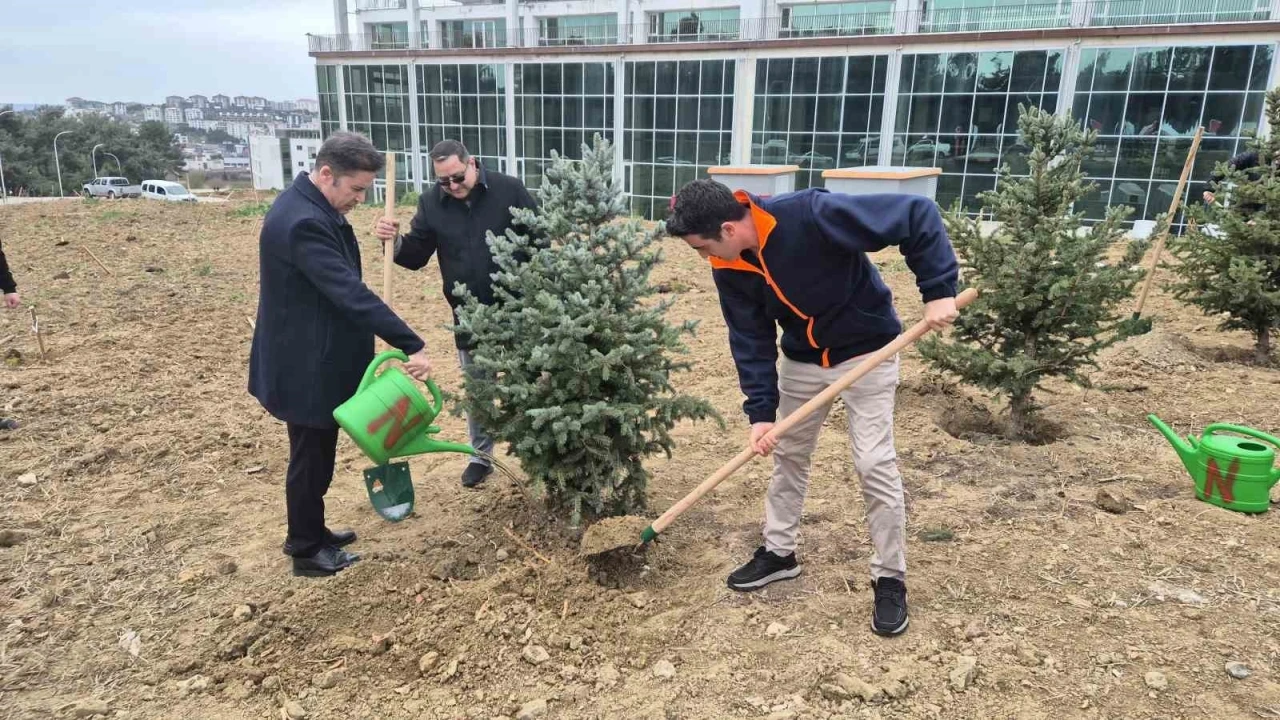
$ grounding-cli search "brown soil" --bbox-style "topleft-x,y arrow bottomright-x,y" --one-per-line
2,198 -> 1280,720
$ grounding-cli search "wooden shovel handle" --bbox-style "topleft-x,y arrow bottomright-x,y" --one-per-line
382,152 -> 396,313
649,287 -> 979,537
1133,126 -> 1203,317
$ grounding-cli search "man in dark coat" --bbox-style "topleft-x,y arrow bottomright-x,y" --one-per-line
1,237 -> 19,431
1204,149 -> 1266,211
373,139 -> 536,489
249,131 -> 432,578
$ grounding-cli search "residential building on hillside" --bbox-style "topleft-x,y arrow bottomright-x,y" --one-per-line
184,107 -> 205,122
310,0 -> 1280,222
189,94 -> 210,109
233,95 -> 250,108
296,98 -> 321,113
143,106 -> 165,122
250,130 -> 323,190
165,95 -> 186,107
164,107 -> 184,125
212,94 -> 231,108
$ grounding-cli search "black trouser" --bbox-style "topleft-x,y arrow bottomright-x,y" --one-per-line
285,423 -> 339,558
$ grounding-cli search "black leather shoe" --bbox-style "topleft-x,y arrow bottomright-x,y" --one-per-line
291,546 -> 360,578
325,528 -> 357,547
461,463 -> 492,489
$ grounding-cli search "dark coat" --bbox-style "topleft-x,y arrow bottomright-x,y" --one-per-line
0,238 -> 15,294
249,172 -> 425,428
394,164 -> 536,349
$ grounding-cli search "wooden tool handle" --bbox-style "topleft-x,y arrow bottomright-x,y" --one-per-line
382,152 -> 396,314
649,287 -> 979,536
1134,126 -> 1203,316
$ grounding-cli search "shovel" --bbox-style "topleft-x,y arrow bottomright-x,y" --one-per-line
1122,126 -> 1203,337
580,287 -> 979,557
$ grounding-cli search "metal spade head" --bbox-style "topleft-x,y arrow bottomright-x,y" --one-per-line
363,461 -> 414,522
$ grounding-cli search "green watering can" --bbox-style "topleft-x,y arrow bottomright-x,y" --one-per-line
333,350 -> 476,522
1149,414 -> 1280,514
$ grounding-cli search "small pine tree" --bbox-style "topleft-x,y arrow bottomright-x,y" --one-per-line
918,105 -> 1146,439
453,135 -> 719,525
1172,87 -> 1280,365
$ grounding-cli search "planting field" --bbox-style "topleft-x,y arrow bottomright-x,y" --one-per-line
1,198 -> 1279,720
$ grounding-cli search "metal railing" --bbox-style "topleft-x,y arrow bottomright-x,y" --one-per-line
356,0 -> 407,10
309,2 -> 1275,52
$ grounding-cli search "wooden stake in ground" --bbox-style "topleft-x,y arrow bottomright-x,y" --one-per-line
29,306 -> 46,362
1129,126 -> 1205,331
380,152 -> 396,350
79,244 -> 113,276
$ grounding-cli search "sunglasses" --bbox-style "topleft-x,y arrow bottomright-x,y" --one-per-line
436,171 -> 467,187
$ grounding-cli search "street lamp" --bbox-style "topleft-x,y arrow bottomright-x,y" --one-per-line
105,153 -> 122,174
91,143 -> 105,178
0,109 -> 13,203
53,130 -> 74,197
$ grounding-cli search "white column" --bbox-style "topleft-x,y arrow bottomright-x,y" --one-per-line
894,0 -> 920,34
617,0 -> 630,44
507,0 -> 520,46
408,62 -> 423,192
877,51 -> 902,166
337,63 -> 349,131
1271,0 -> 1280,20
613,57 -> 627,187
410,0 -> 423,48
1056,43 -> 1081,119
1070,0 -> 1092,26
733,57 -> 756,165
334,0 -> 350,36
505,62 -> 518,174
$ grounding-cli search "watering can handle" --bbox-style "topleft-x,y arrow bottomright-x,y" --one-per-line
357,349 -> 445,418
1203,424 -> 1280,453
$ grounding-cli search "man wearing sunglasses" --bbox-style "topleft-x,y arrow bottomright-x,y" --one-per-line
374,139 -> 537,489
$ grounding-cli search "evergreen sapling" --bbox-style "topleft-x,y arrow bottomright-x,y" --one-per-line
1172,87 -> 1280,365
453,135 -> 719,525
918,105 -> 1146,439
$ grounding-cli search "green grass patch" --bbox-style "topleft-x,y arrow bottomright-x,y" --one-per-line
232,202 -> 271,218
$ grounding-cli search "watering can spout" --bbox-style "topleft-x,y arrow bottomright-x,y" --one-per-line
398,429 -> 477,459
1147,414 -> 1199,471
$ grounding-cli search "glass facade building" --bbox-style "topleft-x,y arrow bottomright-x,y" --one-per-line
313,0 -> 1279,222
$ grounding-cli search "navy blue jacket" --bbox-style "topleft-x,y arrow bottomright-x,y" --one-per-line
249,172 -> 425,428
711,189 -> 959,425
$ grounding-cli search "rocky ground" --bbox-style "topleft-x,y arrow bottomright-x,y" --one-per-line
1,197 -> 1278,720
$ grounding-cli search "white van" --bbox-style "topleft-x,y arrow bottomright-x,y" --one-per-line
140,180 -> 197,203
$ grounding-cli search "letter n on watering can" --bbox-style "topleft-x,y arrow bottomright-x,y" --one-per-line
1204,458 -> 1240,504
367,396 -> 425,452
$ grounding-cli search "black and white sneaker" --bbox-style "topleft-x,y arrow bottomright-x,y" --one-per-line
727,546 -> 801,591
871,577 -> 909,636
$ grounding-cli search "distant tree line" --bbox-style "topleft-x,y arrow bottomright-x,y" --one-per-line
0,106 -> 183,196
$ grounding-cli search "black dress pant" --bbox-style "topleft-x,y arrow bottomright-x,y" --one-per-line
285,423 -> 340,558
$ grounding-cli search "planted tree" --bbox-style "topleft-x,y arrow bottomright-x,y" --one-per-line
919,105 -> 1146,438
453,135 -> 719,525
1171,87 -> 1280,365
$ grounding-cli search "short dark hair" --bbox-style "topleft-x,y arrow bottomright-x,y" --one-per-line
314,131 -> 384,177
429,139 -> 470,163
665,179 -> 748,238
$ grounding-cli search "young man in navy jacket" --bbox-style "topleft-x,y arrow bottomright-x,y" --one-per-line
665,179 -> 960,636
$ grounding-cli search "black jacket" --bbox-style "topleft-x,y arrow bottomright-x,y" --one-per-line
249,172 -> 425,428
394,164 -> 536,349
1208,150 -> 1263,212
0,240 -> 15,294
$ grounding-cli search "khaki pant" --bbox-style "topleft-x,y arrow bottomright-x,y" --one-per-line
763,352 -> 906,580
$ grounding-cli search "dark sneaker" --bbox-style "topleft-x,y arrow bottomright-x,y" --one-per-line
461,463 -> 492,489
871,577 -> 909,636
0,418 -> 18,430
727,546 -> 800,591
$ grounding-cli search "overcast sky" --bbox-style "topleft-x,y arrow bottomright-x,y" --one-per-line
0,0 -> 337,106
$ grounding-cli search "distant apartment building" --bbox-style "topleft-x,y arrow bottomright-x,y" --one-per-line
184,107 -> 205,123
188,94 -> 209,109
143,106 -> 165,122
310,0 -> 1280,222
248,96 -> 269,110
164,107 -> 184,125
165,95 -> 185,108
295,98 -> 320,113
212,94 -> 231,108
250,131 -> 322,190
110,102 -> 129,116
233,95 -> 249,108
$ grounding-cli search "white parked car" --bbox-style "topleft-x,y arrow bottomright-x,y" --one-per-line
140,180 -> 197,203
82,177 -> 141,199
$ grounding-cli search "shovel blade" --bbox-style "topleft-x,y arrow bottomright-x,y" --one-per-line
363,461 -> 414,522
